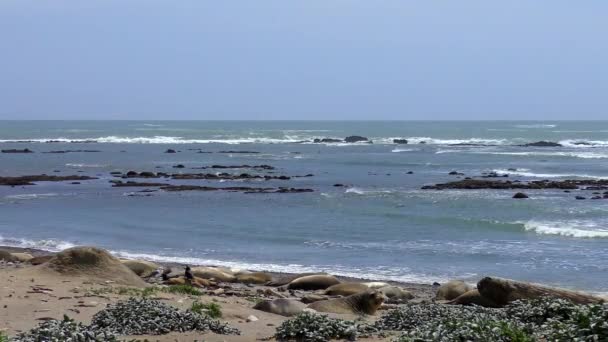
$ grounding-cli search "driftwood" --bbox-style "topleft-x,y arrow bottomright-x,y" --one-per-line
477,276 -> 605,306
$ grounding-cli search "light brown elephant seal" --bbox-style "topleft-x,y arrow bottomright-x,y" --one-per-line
191,267 -> 236,282
324,283 -> 369,296
10,252 -> 34,263
164,276 -> 214,288
287,274 -> 340,291
435,280 -> 474,301
266,272 -> 328,287
448,289 -> 500,308
236,272 -> 273,284
307,290 -> 385,315
120,259 -> 159,277
378,286 -> 414,303
253,298 -> 307,317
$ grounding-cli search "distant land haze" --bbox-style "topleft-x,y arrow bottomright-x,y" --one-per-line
0,1 -> 607,120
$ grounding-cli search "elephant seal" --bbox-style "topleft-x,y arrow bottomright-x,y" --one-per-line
120,259 -> 159,277
164,276 -> 214,288
301,294 -> 331,304
266,272 -> 328,287
29,255 -> 54,265
378,286 -> 414,303
253,298 -> 307,317
10,252 -> 34,263
324,283 -> 369,296
0,250 -> 16,262
236,272 -> 273,284
435,280 -> 474,301
448,289 -> 500,308
307,290 -> 385,315
191,267 -> 236,282
287,274 -> 340,291
363,282 -> 390,289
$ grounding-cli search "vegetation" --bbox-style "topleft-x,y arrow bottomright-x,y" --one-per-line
190,301 -> 223,318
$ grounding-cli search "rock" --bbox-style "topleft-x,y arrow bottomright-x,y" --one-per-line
120,260 -> 159,277
512,192 -> 529,199
0,175 -> 97,186
344,136 -> 369,143
313,138 -> 342,143
421,178 -> 608,191
165,149 -> 177,153
253,299 -> 306,317
435,280 -> 474,301
173,164 -> 185,169
448,171 -> 463,176
575,196 -> 586,200
287,275 -> 340,291
2,148 -> 34,153
520,141 -> 562,147
477,276 -> 605,306
235,272 -> 273,284
393,139 -> 408,144
11,252 -> 34,262
246,315 -> 259,322
333,184 -> 345,187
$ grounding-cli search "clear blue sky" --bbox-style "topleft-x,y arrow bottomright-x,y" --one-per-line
0,1 -> 606,120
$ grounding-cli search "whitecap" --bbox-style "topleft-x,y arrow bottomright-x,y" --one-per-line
0,235 -> 76,251
492,169 -> 607,179
514,124 -> 557,128
523,220 -> 608,238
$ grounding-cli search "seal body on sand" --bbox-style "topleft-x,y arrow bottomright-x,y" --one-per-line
324,283 -> 369,296
287,274 -> 340,290
448,289 -> 500,308
236,272 -> 273,284
253,299 -> 307,317
266,272 -> 327,287
378,286 -> 414,303
10,252 -> 34,262
191,267 -> 236,282
435,280 -> 474,301
120,259 -> 159,277
29,255 -> 54,265
307,290 -> 385,315
164,276 -> 214,287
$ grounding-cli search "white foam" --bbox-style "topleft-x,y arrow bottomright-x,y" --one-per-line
492,169 -> 607,179
391,148 -> 416,153
377,137 -> 509,146
559,139 -> 608,148
514,124 -> 557,128
472,151 -> 608,159
0,235 -> 76,251
4,193 -> 60,200
66,163 -> 107,168
524,220 -> 608,238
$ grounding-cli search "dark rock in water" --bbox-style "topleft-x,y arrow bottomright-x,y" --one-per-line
111,181 -> 168,187
0,175 -> 97,186
313,138 -> 342,143
165,149 -> 177,153
512,192 -> 529,199
482,172 -> 508,178
564,190 -> 571,193
448,171 -> 464,176
575,196 -> 586,200
507,168 -> 517,172
218,150 -> 260,154
43,150 -> 101,153
393,139 -> 408,144
344,135 -> 369,143
520,141 -> 562,147
160,185 -> 313,194
192,164 -> 275,170
70,182 -> 81,185
406,171 -> 414,174
422,178 -> 608,191
110,171 -> 122,175
173,164 -> 185,169
2,148 -> 33,153
419,141 -> 427,144
591,196 -> 602,200
572,141 -> 592,146
333,184 -> 345,187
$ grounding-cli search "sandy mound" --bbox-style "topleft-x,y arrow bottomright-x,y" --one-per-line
39,246 -> 146,287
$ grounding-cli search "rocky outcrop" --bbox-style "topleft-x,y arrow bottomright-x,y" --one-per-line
422,178 -> 608,190
520,141 -> 562,147
0,175 -> 97,186
512,192 -> 529,199
313,138 -> 342,143
344,135 -> 370,143
2,148 -> 33,153
393,139 -> 408,144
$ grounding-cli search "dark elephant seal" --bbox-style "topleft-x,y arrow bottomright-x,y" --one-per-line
253,299 -> 307,317
287,274 -> 340,291
448,289 -> 500,308
324,283 -> 369,296
435,280 -> 474,301
266,272 -> 327,287
307,290 -> 385,315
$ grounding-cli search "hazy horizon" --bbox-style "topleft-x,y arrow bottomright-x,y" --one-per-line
1,1 -> 606,120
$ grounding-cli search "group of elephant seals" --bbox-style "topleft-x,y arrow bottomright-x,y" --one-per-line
307,290 -> 386,315
191,267 -> 236,282
435,280 -> 474,301
285,274 -> 341,290
253,299 -> 307,317
266,272 -> 327,287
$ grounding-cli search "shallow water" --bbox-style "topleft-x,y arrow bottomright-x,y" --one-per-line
1,120 -> 607,291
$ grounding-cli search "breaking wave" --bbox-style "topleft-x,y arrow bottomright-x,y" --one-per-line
523,220 -> 608,238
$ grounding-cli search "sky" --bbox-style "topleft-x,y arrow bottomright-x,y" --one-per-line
0,1 -> 606,120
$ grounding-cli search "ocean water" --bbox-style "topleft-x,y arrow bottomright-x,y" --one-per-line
1,120 -> 608,292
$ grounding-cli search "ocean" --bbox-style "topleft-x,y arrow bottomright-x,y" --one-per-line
1,120 -> 607,292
